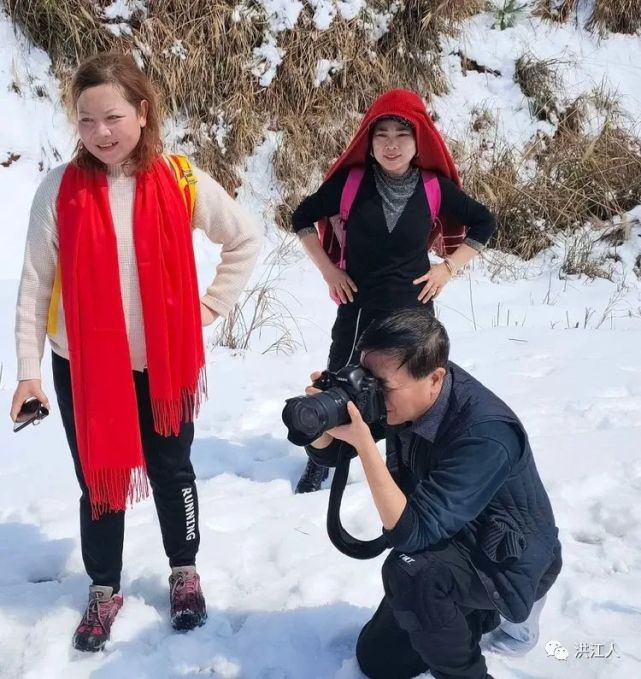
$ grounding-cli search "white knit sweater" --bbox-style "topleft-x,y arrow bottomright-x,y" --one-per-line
15,162 -> 263,381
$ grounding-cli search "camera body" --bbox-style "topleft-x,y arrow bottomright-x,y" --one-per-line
312,365 -> 384,422
282,364 -> 386,446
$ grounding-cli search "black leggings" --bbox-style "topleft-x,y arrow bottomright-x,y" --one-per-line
327,302 -> 434,371
52,351 -> 200,592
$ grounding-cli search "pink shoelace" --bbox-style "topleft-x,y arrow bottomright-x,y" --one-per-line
171,573 -> 200,603
78,594 -> 118,634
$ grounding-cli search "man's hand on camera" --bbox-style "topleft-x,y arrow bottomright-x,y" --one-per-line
327,401 -> 375,452
332,403 -> 407,531
306,371 -> 335,450
304,371 -> 323,397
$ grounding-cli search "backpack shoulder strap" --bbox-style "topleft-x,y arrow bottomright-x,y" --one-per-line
167,154 -> 198,222
421,170 -> 441,221
47,263 -> 62,336
339,166 -> 366,222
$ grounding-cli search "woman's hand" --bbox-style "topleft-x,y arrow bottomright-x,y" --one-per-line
413,263 -> 453,303
200,303 -> 219,327
321,264 -> 358,304
10,380 -> 50,422
327,401 -> 374,452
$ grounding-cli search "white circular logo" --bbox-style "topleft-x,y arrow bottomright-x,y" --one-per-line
554,646 -> 569,661
545,640 -> 562,656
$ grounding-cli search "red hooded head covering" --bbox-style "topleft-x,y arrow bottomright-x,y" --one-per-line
319,88 -> 465,260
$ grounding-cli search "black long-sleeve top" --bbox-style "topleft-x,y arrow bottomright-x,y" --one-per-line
307,420 -> 517,555
292,164 -> 497,311
305,370 -> 518,555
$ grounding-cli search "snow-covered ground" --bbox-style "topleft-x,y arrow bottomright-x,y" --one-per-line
436,10 -> 641,147
1,3 -> 641,678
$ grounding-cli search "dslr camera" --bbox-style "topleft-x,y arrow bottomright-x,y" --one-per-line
282,364 -> 386,446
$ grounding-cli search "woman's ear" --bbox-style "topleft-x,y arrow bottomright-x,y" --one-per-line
138,100 -> 149,127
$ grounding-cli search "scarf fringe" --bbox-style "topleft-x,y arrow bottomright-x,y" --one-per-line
88,465 -> 149,520
150,365 -> 208,436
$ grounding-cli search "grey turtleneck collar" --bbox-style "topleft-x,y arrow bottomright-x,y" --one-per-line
373,164 -> 420,232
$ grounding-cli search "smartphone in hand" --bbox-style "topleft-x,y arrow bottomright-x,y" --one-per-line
13,398 -> 49,433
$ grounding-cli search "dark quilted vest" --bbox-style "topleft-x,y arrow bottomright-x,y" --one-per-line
398,363 -> 562,623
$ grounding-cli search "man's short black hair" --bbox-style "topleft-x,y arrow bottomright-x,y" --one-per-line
357,309 -> 450,378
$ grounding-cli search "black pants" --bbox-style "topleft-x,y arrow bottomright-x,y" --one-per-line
52,351 -> 200,592
357,543 -> 560,679
357,545 -> 501,679
328,301 -> 434,371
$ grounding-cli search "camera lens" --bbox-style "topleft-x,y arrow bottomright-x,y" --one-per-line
282,399 -> 324,446
292,400 -> 326,438
282,388 -> 350,446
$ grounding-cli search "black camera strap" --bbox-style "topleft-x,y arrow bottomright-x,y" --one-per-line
326,446 -> 388,560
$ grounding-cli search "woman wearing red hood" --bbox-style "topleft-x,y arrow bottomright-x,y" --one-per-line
293,89 -> 497,493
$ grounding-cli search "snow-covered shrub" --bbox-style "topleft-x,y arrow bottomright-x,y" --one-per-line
536,0 -> 641,34
514,54 -> 559,122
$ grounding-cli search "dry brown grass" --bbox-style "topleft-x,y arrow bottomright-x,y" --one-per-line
537,125 -> 641,226
458,145 -> 552,259
560,228 -> 608,279
588,0 -> 641,34
8,0 -> 640,269
457,103 -> 641,260
6,0 -> 118,64
210,238 -> 305,354
534,0 -> 578,23
273,112 -> 361,221
470,106 -> 496,133
535,0 -> 641,34
6,0 -> 485,198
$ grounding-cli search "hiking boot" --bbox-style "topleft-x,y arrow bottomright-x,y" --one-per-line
72,585 -> 123,652
169,566 -> 207,631
295,459 -> 329,494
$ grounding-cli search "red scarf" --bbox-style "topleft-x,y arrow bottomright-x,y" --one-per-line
57,158 -> 206,518
319,88 -> 466,259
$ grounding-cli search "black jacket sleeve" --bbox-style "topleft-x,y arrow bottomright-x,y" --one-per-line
437,177 -> 497,246
305,420 -> 386,467
384,421 -> 521,553
305,439 -> 355,468
291,168 -> 350,233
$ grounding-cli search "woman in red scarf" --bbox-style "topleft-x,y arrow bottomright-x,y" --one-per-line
11,54 -> 262,651
294,89 -> 497,493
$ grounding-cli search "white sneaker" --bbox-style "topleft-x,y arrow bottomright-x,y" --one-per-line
483,594 -> 546,657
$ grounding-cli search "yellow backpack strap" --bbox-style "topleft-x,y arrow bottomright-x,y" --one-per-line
47,262 -> 62,336
168,154 -> 197,223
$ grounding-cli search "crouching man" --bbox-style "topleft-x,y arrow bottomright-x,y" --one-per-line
305,309 -> 562,679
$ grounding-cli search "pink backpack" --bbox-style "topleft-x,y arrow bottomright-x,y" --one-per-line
329,167 -> 442,272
